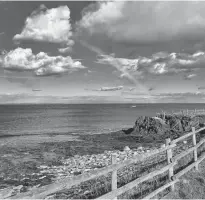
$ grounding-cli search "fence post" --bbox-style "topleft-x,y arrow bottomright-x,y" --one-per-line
165,138 -> 174,191
111,154 -> 117,200
192,127 -> 198,170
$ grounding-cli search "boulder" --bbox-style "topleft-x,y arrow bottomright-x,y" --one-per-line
123,146 -> 130,151
137,146 -> 143,150
124,114 -> 205,141
0,187 -> 15,198
122,128 -> 134,134
133,116 -> 170,136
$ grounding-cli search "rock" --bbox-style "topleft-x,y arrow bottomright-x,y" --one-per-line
122,128 -> 134,134
45,194 -> 56,199
137,146 -> 143,150
181,179 -> 189,184
84,190 -> 90,195
13,185 -> 23,191
124,146 -> 130,151
0,188 -> 15,198
39,165 -> 48,169
132,116 -> 170,137
73,171 -> 81,176
126,114 -> 205,142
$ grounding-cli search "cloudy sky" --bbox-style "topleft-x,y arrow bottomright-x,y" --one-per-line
1,1 -> 205,103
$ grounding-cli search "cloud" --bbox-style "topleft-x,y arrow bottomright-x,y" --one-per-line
0,75 -> 36,88
85,86 -> 123,92
123,91 -> 205,103
0,47 -> 86,76
13,4 -> 74,53
96,51 -> 205,78
198,86 -> 205,90
35,59 -> 85,76
77,1 -> 205,44
184,73 -> 197,80
84,69 -> 93,77
148,87 -> 155,91
79,40 -> 148,93
1,48 -> 42,71
98,86 -> 123,91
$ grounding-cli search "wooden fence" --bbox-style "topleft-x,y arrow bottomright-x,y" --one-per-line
11,126 -> 205,200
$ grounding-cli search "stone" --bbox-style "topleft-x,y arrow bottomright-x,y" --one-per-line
137,146 -> 143,150
13,185 -> 23,191
124,146 -> 130,151
39,165 -> 48,169
45,194 -> 56,199
0,188 -> 15,198
84,190 -> 90,195
181,179 -> 189,184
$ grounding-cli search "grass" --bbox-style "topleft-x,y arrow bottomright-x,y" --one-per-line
164,153 -> 205,199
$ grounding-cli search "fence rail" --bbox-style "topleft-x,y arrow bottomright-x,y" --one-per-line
11,126 -> 205,200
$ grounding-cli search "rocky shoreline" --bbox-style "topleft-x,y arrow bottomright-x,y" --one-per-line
0,145 -> 158,198
39,146 -> 155,180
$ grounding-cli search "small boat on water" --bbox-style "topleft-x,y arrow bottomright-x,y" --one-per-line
131,105 -> 136,108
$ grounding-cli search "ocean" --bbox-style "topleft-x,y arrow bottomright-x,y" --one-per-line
1,103 -> 205,137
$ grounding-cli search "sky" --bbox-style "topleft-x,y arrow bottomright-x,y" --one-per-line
1,1 -> 205,103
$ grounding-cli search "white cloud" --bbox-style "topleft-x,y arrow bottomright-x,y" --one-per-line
77,1 -> 125,35
1,48 -> 41,71
86,86 -> 124,92
0,47 -> 86,76
77,1 -> 205,44
13,5 -> 74,53
184,73 -> 197,80
99,86 -> 123,91
97,51 -> 205,78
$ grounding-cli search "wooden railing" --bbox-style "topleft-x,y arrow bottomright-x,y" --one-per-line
11,126 -> 205,200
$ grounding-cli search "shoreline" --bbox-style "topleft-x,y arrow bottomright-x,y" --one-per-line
0,129 -> 161,196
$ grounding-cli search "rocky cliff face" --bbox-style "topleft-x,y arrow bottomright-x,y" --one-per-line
123,114 -> 205,140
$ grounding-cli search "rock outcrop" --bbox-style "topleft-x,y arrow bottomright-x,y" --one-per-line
123,114 -> 205,140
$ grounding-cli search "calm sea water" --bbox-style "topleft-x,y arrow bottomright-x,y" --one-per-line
1,103 -> 205,137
